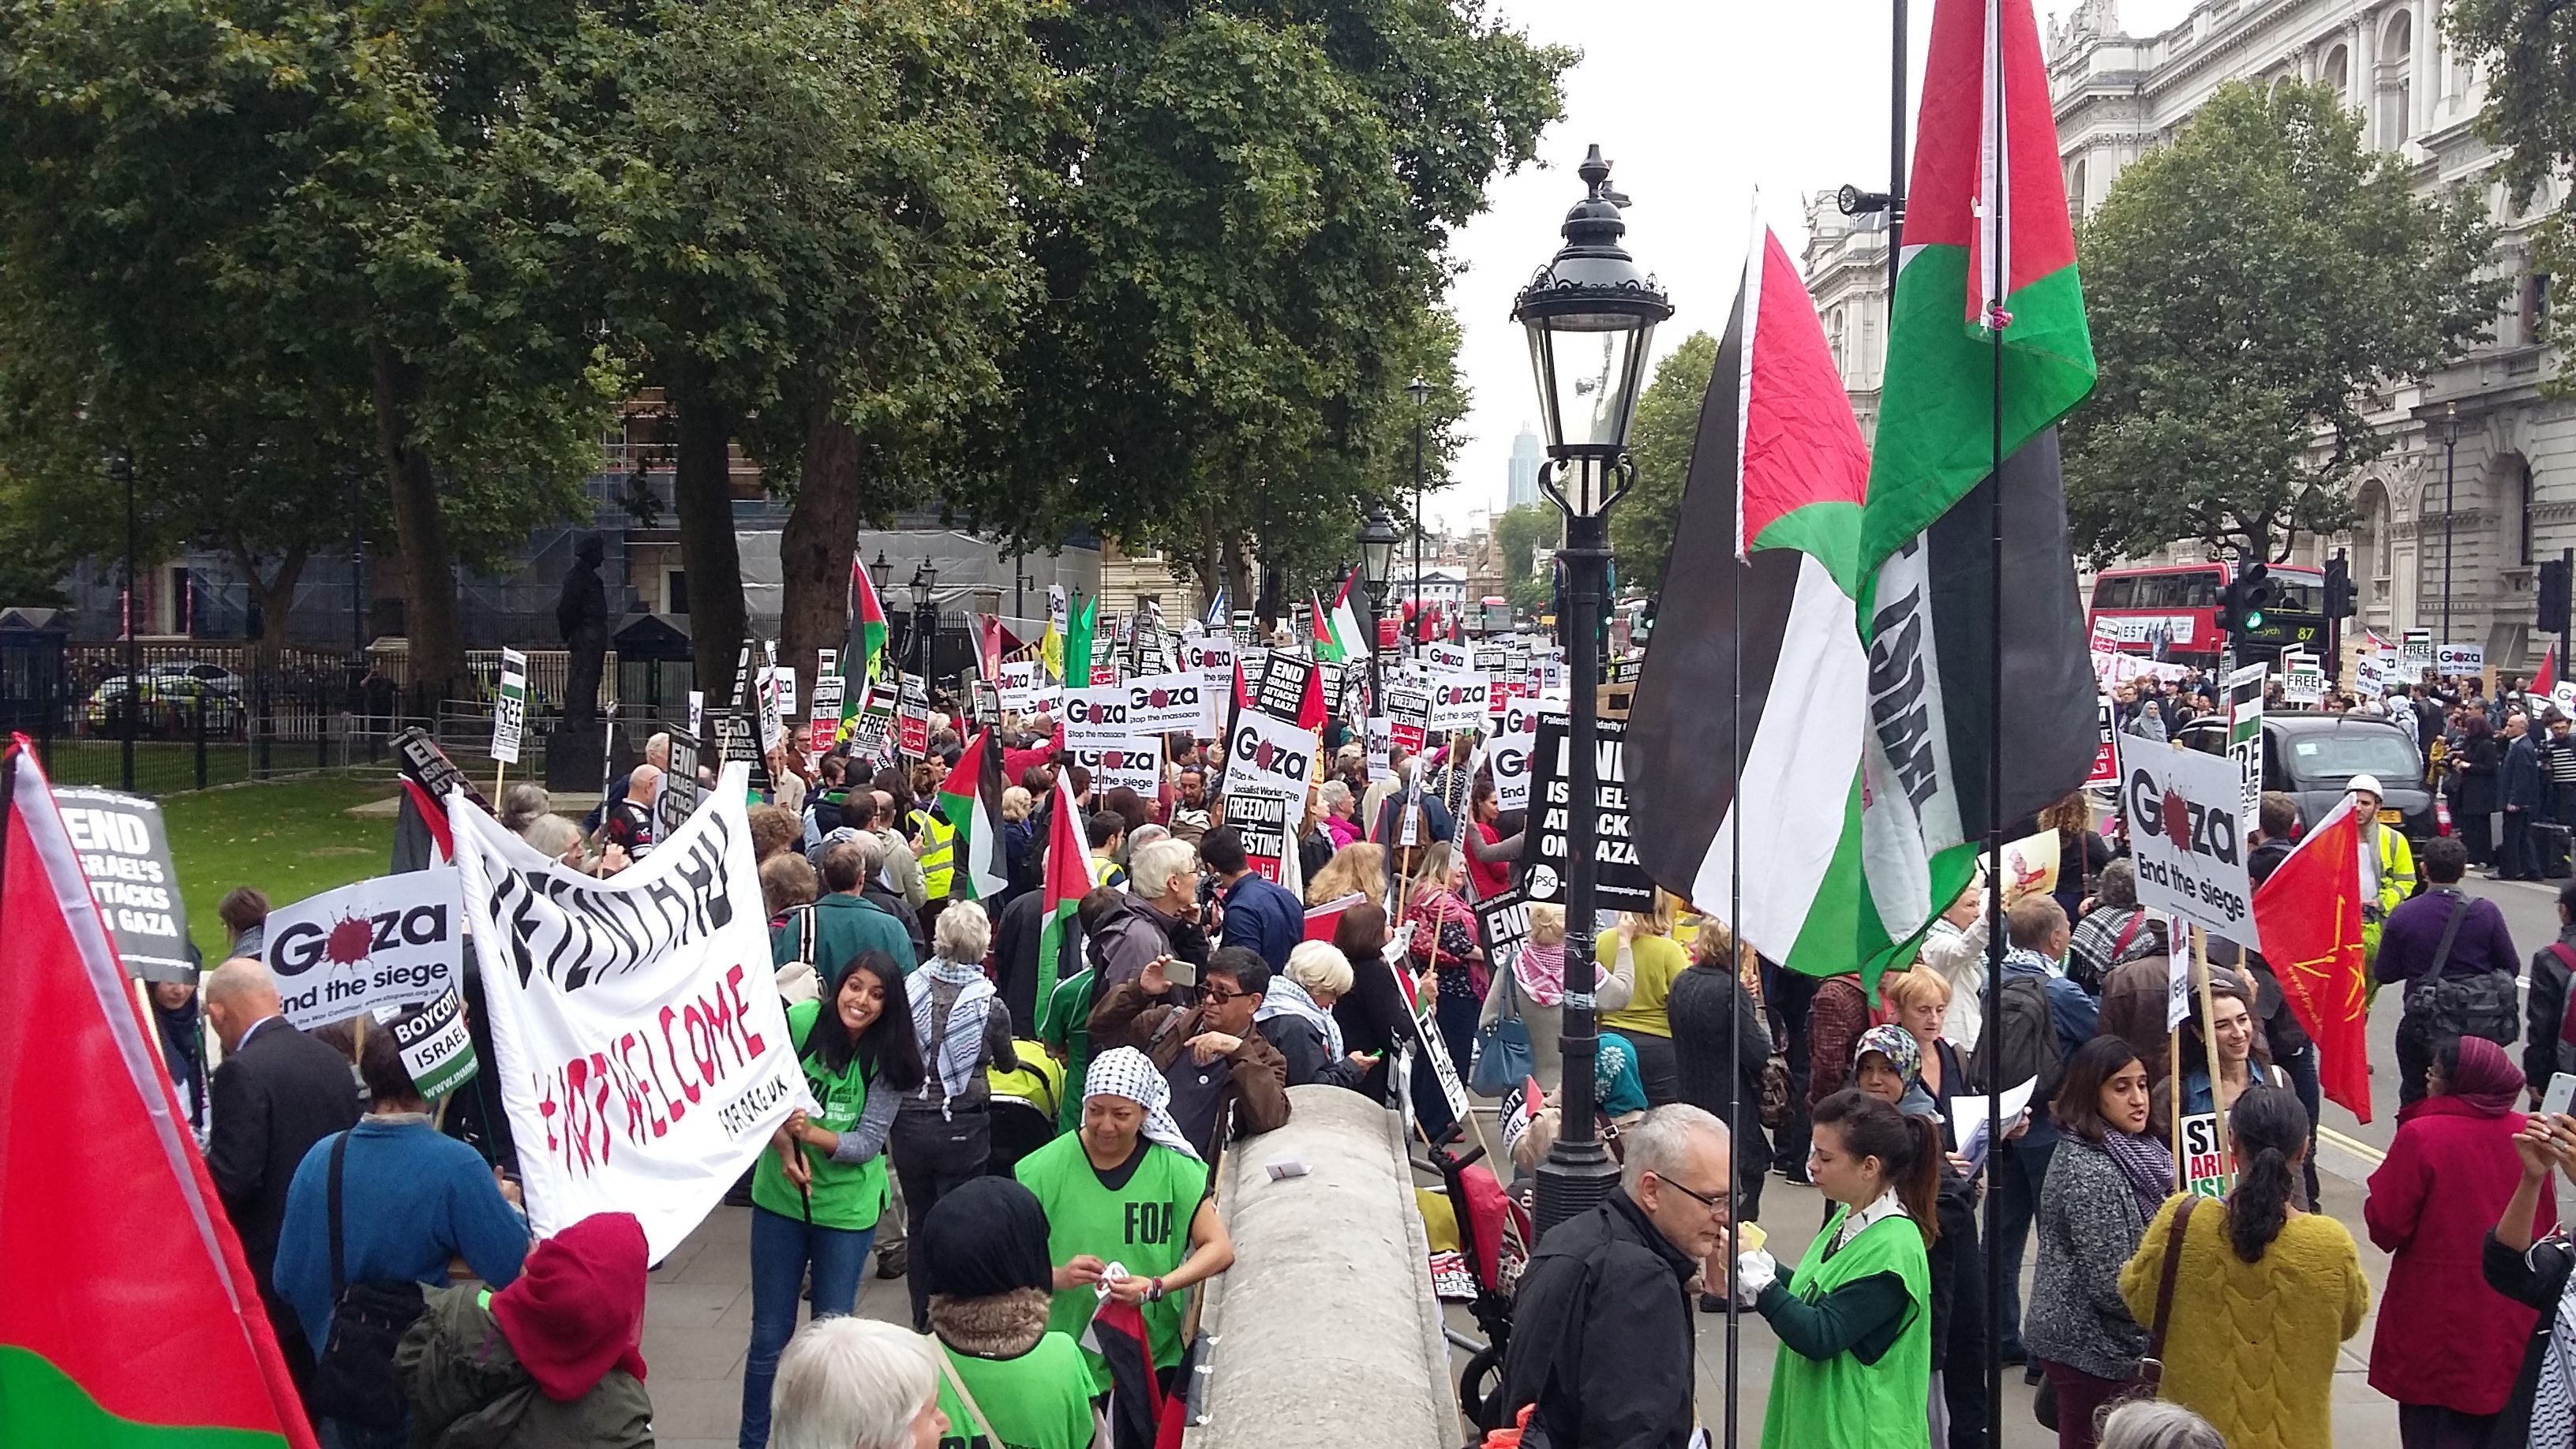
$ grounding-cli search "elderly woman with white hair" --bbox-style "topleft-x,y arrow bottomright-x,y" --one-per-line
891,899 -> 1020,1335
768,1317 -> 950,1449
1015,1048 -> 1236,1399
1256,941 -> 1376,1090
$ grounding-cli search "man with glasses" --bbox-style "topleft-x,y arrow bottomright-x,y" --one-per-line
1088,945 -> 1290,1159
1500,1104 -> 1733,1448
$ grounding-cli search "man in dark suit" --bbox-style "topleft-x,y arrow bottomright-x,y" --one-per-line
200,958 -> 362,1391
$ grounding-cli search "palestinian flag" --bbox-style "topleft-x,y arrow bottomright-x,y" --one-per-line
1082,1295 -> 1165,1449
937,727 -> 1009,902
1033,768 -> 1091,1018
849,555 -> 891,683
1850,0 -> 2099,973
2252,793 -> 2372,1123
2537,642 -> 2557,694
0,742 -> 320,1449
1309,594 -> 1344,664
1630,225 -> 1883,979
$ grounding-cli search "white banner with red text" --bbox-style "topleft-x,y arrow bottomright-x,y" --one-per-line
449,764 -> 814,1260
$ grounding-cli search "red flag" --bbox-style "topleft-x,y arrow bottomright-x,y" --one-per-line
1305,891 -> 1365,942
0,740 -> 320,1449
2537,642 -> 2557,695
2252,794 -> 2373,1124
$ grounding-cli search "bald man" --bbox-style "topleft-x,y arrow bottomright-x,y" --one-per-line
201,959 -> 361,1391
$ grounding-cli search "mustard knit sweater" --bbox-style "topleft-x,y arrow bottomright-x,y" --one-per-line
2119,1193 -> 2370,1449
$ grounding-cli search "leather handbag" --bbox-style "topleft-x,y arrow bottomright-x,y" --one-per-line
1470,967 -> 1537,1098
307,1131 -> 429,1429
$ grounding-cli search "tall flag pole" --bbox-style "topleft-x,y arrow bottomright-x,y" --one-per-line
1,742 -> 322,1449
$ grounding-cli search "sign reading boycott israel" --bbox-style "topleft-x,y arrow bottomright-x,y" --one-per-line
450,764 -> 812,1259
2120,735 -> 2256,947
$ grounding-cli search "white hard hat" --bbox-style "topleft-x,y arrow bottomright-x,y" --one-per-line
2348,773 -> 2384,798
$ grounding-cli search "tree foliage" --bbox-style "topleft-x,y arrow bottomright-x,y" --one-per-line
1493,501 -> 1558,616
1610,330 -> 1720,596
2065,80 -> 2503,564
2449,0 -> 2576,378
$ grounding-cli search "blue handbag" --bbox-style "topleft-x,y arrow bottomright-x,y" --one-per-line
1470,965 -> 1536,1098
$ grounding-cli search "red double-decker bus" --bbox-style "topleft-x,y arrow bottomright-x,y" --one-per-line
2085,561 -> 2327,665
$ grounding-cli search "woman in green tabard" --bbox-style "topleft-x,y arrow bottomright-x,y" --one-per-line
1013,1047 -> 1235,1394
1747,1087 -> 1938,1449
919,1177 -> 1099,1449
739,950 -> 924,1449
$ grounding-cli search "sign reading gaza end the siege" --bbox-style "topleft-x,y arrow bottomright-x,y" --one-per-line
265,870 -> 464,1030
1522,711 -> 1656,912
53,785 -> 193,983
2121,732 -> 2256,945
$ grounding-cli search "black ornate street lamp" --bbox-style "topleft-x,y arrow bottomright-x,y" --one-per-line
1512,144 -> 1671,1236
909,561 -> 938,684
1359,503 -> 1400,700
870,550 -> 895,597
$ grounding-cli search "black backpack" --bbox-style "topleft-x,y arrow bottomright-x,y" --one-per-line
1969,973 -> 2069,1102
307,1132 -> 430,1428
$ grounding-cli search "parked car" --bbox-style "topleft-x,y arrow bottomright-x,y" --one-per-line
83,672 -> 242,734
2261,711 -> 2434,839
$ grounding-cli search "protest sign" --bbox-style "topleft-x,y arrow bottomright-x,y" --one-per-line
1385,685 -> 1432,758
687,690 -> 704,738
491,648 -> 528,764
1473,886 -> 1532,965
1522,711 -> 1656,912
970,679 -> 1000,724
996,659 -> 1043,713
661,728 -> 704,837
1220,793 -> 1292,885
1117,670 -> 1207,736
1088,631 -> 1119,687
1224,710 -> 1320,799
850,680 -> 897,758
809,653 -> 843,724
2087,696 -> 2118,788
754,642 -> 786,755
1427,672 -> 1491,731
1491,698 -> 1538,811
1365,716 -> 1393,781
2439,642 -> 2485,675
2354,652 -> 2390,698
2400,627 -> 2435,677
2120,733 -> 2255,944
1255,653 -> 1316,723
451,766 -> 811,1259
1181,632 -> 1235,739
2226,661 -> 2266,833
1065,687 -> 1137,749
52,786 -> 192,982
266,871 -> 462,1029
1071,742 -> 1162,796
389,987 -> 479,1099
1425,641 -> 1470,673
706,710 -> 773,792
2282,654 -> 2323,706
2181,1111 -> 2233,1197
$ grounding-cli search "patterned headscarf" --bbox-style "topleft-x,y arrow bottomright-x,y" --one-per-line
1083,1047 -> 1200,1160
1851,1024 -> 1922,1087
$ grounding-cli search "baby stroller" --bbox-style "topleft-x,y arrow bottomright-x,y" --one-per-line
1426,1121 -> 1528,1436
983,1041 -> 1063,1179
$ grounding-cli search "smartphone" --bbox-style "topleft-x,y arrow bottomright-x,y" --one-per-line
2544,1072 -> 2576,1119
1162,957 -> 1197,989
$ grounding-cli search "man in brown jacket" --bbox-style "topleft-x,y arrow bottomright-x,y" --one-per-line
1088,945 -> 1291,1159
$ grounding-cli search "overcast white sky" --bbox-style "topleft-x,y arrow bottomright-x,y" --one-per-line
1436,0 -> 2197,530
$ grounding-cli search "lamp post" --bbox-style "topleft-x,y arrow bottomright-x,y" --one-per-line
1409,377 -> 1430,638
1512,144 -> 1671,1235
909,561 -> 938,685
115,448 -> 136,792
870,551 -> 894,597
2436,402 -> 2459,650
1359,504 -> 1400,702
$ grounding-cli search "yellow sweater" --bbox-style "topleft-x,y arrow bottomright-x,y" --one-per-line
2119,1194 -> 2369,1449
1600,932 -> 1685,1038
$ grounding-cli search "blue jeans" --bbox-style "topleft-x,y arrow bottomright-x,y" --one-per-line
739,1204 -> 875,1449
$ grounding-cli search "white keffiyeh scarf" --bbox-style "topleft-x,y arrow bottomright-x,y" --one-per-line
2537,1246 -> 2576,1449
1254,975 -> 1343,1060
912,956 -> 996,1121
1084,1047 -> 1200,1160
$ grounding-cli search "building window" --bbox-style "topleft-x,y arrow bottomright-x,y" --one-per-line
666,570 -> 689,616
2519,460 -> 2537,567
2068,159 -> 2088,223
2523,271 -> 2553,343
2323,44 -> 2349,98
2383,12 -> 2413,144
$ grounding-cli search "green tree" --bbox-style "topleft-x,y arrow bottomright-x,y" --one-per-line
2447,0 -> 2576,372
0,0 -> 623,693
1610,331 -> 1720,595
1493,500 -> 1559,617
2065,80 -> 2503,563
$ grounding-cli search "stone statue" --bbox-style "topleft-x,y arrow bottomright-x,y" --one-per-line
556,535 -> 610,731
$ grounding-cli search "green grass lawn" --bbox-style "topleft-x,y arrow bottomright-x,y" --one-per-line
160,777 -> 399,961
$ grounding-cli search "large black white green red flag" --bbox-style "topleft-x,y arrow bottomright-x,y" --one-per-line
1852,0 -> 2099,973
1629,224 -> 1881,979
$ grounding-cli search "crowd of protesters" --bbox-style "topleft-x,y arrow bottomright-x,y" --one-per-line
140,656 -> 2576,1449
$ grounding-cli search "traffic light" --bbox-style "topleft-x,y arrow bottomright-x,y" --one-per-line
2216,561 -> 2272,636
2540,556 -> 2571,635
2323,551 -> 2357,620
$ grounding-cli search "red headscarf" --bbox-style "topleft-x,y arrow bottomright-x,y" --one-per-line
2445,1035 -> 2525,1117
491,1212 -> 650,1402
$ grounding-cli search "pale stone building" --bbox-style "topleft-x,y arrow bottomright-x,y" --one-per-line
1810,0 -> 2573,668
1799,199 -> 1893,447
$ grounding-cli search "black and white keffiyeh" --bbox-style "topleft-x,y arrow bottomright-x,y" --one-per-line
912,955 -> 996,1121
1084,1047 -> 1200,1160
1254,975 -> 1343,1060
2537,1244 -> 2576,1449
